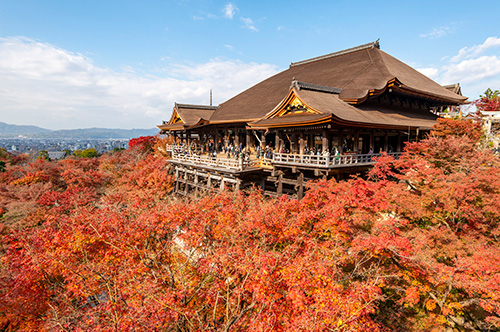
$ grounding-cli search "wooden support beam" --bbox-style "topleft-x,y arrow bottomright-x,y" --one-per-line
277,174 -> 283,197
299,132 -> 305,155
246,130 -> 251,149
322,129 -> 329,153
384,130 -> 389,152
397,132 -> 402,152
175,167 -> 180,193
194,169 -> 199,199
354,131 -> 360,153
234,127 -> 239,146
297,172 -> 304,200
291,133 -> 297,153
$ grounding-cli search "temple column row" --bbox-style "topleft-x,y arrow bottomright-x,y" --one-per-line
170,127 -> 413,155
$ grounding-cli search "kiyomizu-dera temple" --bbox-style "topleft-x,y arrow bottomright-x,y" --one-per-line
157,40 -> 467,199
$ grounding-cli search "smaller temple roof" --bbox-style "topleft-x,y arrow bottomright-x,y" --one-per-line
157,103 -> 217,131
443,83 -> 462,96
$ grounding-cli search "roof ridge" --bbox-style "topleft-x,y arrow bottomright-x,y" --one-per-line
175,103 -> 218,110
290,39 -> 380,67
291,80 -> 342,94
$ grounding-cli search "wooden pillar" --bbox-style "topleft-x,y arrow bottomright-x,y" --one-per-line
277,174 -> 283,197
322,129 -> 329,153
275,130 -> 280,151
397,132 -> 402,152
339,131 -> 344,154
215,130 -> 219,152
246,130 -> 251,149
370,130 -> 374,152
207,173 -> 212,189
291,133 -> 297,153
187,132 -> 191,146
261,132 -> 266,149
236,178 -> 241,191
384,130 -> 389,152
297,172 -> 304,200
175,167 -> 179,193
234,127 -> 239,146
194,170 -> 199,199
354,131 -> 360,153
220,175 -> 225,191
184,170 -> 188,195
299,132 -> 305,155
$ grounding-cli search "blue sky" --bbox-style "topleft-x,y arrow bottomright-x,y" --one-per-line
0,0 -> 499,129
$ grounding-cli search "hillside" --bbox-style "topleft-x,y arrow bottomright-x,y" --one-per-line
0,121 -> 158,139
0,121 -> 499,331
0,122 -> 51,136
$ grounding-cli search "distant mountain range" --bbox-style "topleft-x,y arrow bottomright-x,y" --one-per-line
0,122 -> 159,139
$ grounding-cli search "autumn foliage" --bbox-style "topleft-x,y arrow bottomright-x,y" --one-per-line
1,121 -> 500,331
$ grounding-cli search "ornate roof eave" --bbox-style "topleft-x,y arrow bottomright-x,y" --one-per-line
156,123 -> 187,131
343,78 -> 468,106
249,114 -> 434,131
263,87 -> 318,120
207,119 -> 261,125
263,81 -> 342,120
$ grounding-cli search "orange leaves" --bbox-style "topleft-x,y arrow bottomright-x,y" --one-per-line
1,119 -> 500,331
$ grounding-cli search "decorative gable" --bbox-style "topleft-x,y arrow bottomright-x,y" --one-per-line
268,89 -> 321,119
170,110 -> 183,124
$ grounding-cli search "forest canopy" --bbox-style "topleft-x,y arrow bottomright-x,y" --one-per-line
0,119 -> 499,331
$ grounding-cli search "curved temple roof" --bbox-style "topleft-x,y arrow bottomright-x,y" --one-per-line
159,41 -> 467,131
250,85 -> 438,130
157,103 -> 217,131
209,41 -> 466,123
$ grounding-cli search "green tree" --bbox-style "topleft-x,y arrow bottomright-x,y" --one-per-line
480,88 -> 500,99
80,148 -> 98,158
37,150 -> 50,161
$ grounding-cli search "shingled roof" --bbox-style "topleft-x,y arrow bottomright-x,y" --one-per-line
249,85 -> 438,130
157,103 -> 217,131
209,41 -> 467,124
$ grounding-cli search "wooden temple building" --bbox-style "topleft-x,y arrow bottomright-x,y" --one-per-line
157,41 -> 467,198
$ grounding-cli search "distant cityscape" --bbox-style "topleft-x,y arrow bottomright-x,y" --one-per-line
0,121 -> 159,158
0,137 -> 129,157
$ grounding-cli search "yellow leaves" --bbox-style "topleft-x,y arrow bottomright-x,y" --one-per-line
426,299 -> 437,311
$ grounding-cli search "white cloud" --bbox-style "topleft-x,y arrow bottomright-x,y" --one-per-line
241,17 -> 258,32
0,37 -> 279,130
223,2 -> 237,19
441,55 -> 500,84
415,67 -> 440,81
414,36 -> 500,100
224,44 -> 234,51
450,36 -> 500,62
420,26 -> 454,39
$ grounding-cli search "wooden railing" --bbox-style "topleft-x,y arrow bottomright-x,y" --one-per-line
166,144 -> 186,153
273,152 -> 402,168
169,146 -> 402,170
171,151 -> 260,171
